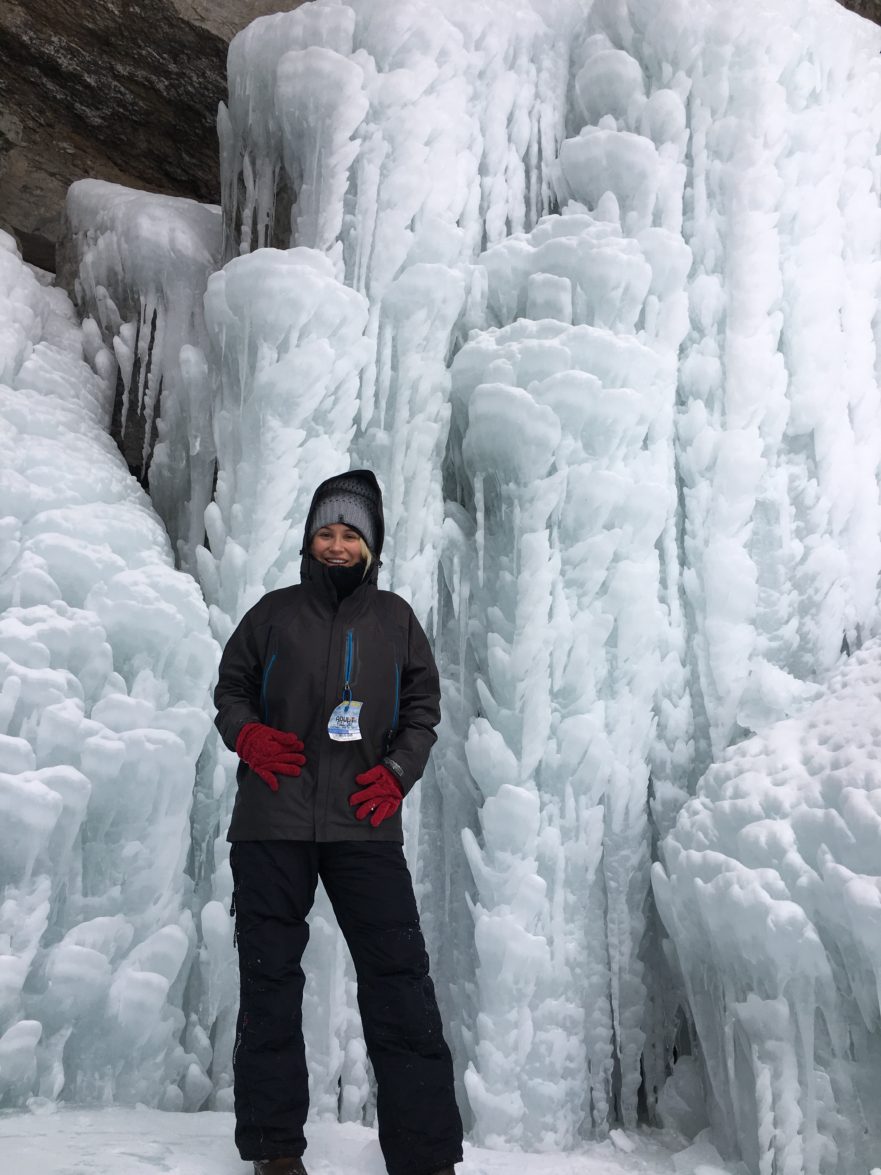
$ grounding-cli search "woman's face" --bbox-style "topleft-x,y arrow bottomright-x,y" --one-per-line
310,523 -> 363,567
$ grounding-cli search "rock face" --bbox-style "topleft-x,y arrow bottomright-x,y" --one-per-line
841,0 -> 881,21
0,0 -> 304,272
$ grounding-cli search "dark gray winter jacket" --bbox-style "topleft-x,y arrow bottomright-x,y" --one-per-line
214,478 -> 440,843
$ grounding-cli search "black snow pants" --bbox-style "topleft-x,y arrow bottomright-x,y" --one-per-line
230,840 -> 463,1175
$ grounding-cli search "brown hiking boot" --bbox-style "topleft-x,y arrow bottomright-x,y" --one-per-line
253,1160 -> 307,1175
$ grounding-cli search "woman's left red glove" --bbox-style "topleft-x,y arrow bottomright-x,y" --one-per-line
349,765 -> 403,827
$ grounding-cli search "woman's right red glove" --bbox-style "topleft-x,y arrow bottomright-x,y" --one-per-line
235,722 -> 306,792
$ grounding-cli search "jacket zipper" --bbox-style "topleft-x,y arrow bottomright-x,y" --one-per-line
318,624 -> 357,835
317,612 -> 340,837
387,661 -> 400,752
260,652 -> 277,721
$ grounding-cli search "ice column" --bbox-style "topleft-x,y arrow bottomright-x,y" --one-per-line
673,6 -> 826,764
338,0 -> 571,621
451,180 -> 689,1141
560,10 -> 701,1116
219,3 -> 365,262
775,6 -> 881,677
0,232 -> 216,1109
192,246 -> 370,1112
60,180 -> 222,576
444,31 -> 692,1138
564,14 -> 696,834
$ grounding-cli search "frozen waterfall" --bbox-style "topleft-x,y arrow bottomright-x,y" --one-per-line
1,1 -> 881,1173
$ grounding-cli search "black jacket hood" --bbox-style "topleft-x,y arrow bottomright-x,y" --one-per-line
300,469 -> 385,589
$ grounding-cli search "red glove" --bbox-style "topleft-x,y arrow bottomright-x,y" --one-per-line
235,722 -> 306,792
349,765 -> 403,828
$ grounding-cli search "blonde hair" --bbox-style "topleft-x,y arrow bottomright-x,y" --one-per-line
360,538 -> 374,577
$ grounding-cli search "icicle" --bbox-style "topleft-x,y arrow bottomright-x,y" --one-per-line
474,474 -> 485,590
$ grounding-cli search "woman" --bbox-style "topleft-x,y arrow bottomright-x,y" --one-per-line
214,470 -> 463,1175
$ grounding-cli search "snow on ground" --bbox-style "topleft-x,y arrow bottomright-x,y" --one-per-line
0,1108 -> 744,1175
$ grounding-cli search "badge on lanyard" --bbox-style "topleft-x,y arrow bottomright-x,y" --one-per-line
328,629 -> 363,742
328,699 -> 363,741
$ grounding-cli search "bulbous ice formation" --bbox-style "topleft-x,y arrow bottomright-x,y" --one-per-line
655,639 -> 881,1174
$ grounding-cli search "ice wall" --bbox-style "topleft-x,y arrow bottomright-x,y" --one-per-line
654,639 -> 881,1175
6,0 -> 881,1168
0,232 -> 217,1108
61,180 -> 222,576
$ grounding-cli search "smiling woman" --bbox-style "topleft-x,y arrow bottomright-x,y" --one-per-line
212,469 -> 463,1175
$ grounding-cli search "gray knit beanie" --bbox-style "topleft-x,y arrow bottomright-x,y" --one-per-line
308,474 -> 380,554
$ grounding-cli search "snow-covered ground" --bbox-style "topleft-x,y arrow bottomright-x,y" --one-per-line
0,1108 -> 743,1175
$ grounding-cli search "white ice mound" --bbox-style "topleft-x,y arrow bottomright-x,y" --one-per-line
0,233 -> 216,1109
654,640 -> 881,1175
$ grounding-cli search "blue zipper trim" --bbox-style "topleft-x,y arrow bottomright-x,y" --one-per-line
343,630 -> 354,701
260,653 -> 277,718
391,662 -> 400,733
